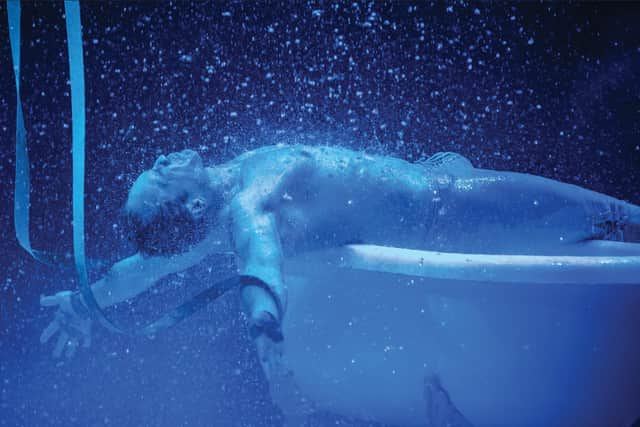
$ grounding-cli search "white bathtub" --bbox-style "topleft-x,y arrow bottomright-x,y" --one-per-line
262,243 -> 640,426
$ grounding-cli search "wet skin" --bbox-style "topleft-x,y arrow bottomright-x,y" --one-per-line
41,145 -> 640,349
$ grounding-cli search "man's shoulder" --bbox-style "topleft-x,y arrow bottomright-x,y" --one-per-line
231,144 -> 310,186
241,143 -> 313,158
235,144 -> 320,168
237,143 -> 371,164
231,144 -> 293,165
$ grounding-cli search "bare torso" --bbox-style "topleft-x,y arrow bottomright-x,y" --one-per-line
229,145 -> 439,257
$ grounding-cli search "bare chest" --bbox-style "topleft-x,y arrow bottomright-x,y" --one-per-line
269,175 -> 434,255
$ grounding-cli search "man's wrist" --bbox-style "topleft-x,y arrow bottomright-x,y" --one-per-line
239,275 -> 284,321
70,291 -> 90,318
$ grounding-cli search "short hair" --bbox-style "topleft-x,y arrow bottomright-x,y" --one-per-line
124,196 -> 211,257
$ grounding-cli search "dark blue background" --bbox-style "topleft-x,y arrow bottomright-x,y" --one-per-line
1,1 -> 639,426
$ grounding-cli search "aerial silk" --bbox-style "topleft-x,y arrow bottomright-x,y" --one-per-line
62,0 -> 115,332
272,243 -> 640,426
7,0 -> 236,335
7,0 -> 58,267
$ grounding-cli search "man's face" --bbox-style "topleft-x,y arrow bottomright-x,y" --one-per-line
151,149 -> 204,181
126,149 -> 206,222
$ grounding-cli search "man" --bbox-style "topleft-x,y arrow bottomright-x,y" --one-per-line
40,144 -> 640,358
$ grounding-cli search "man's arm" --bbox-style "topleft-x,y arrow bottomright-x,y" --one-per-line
88,228 -> 225,308
231,190 -> 286,320
39,251 -> 201,359
90,253 -> 176,308
229,148 -> 312,340
40,227 -> 227,358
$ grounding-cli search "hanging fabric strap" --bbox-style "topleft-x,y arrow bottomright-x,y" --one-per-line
8,0 -> 55,266
64,0 -> 236,335
140,276 -> 239,336
8,0 -> 234,336
8,0 -> 98,269
64,0 -> 126,333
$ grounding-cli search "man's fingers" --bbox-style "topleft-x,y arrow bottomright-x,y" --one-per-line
65,339 -> 79,359
40,321 -> 60,344
40,294 -> 61,307
53,331 -> 69,359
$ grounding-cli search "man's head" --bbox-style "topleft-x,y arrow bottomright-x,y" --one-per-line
124,149 -> 218,256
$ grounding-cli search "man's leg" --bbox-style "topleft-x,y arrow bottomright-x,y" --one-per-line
428,166 -> 640,254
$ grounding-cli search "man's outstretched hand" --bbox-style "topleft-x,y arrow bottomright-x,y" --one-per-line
40,291 -> 92,359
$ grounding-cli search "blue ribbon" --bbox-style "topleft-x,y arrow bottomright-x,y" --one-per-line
8,0 -> 37,261
9,0 -> 235,337
63,1 -> 237,335
8,0 -> 90,268
64,0 -> 126,333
